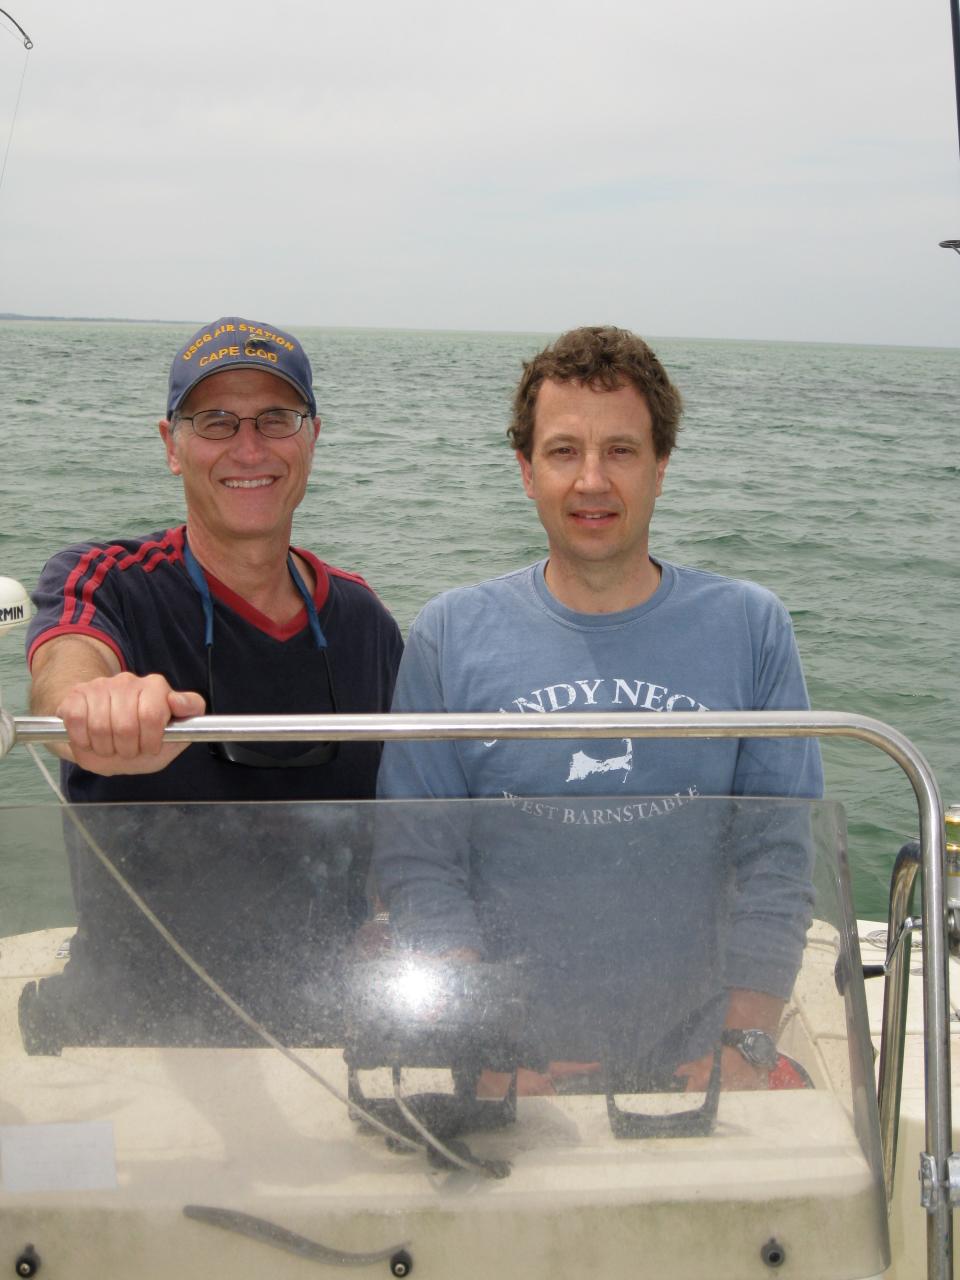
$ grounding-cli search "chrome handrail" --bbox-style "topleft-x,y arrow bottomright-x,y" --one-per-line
6,707 -> 953,1280
877,842 -> 921,1205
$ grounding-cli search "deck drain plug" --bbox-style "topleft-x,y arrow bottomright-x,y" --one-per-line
14,1246 -> 40,1278
390,1250 -> 413,1277
760,1237 -> 786,1268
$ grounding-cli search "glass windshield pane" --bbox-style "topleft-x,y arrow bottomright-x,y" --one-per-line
0,796 -> 888,1279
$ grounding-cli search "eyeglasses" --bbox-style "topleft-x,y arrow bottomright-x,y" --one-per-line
176,409 -> 308,440
206,641 -> 341,769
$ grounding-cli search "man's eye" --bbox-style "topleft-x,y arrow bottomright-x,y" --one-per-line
194,413 -> 237,435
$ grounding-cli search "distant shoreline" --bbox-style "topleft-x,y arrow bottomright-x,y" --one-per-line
0,313 -> 186,324
0,314 -> 956,351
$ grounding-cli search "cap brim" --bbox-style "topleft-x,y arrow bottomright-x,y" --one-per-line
169,366 -> 315,418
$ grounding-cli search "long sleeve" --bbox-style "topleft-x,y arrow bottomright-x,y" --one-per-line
375,612 -> 483,953
725,598 -> 821,998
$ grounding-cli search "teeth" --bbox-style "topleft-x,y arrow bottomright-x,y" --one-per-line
223,478 -> 275,489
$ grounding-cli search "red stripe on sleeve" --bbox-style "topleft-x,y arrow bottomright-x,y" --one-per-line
58,529 -> 184,629
27,625 -> 128,673
59,544 -> 109,626
70,532 -> 182,628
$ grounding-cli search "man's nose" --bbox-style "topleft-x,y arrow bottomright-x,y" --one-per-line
228,418 -> 270,455
575,451 -> 611,491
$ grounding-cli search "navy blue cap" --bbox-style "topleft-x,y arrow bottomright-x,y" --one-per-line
167,317 -> 317,418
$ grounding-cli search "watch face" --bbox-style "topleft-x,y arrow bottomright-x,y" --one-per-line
740,1030 -> 779,1068
722,1028 -> 779,1068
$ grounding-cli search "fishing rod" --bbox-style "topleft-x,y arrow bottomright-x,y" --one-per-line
941,0 -> 960,254
0,6 -> 33,202
0,7 -> 32,48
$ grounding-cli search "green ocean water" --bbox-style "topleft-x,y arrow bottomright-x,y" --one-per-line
0,319 -> 957,920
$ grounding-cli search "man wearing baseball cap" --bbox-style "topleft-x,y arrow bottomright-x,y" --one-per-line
20,318 -> 402,1045
28,315 -> 402,801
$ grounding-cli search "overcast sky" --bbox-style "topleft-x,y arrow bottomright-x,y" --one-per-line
0,0 -> 957,347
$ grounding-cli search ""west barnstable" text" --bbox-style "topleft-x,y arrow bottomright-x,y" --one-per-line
502,786 -> 701,825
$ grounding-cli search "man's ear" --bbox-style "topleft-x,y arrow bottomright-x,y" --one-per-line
159,420 -> 182,476
655,452 -> 669,496
516,450 -> 535,499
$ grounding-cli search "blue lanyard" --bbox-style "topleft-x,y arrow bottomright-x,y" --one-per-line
182,535 -> 328,650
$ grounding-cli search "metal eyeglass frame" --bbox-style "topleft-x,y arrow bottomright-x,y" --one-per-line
174,409 -> 309,440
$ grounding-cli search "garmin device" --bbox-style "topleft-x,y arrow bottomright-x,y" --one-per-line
720,1028 -> 779,1069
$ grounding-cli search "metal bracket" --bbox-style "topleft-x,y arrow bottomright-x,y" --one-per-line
886,915 -> 923,970
0,707 -> 14,760
918,1152 -> 960,1211
948,906 -> 960,959
921,1153 -> 938,1209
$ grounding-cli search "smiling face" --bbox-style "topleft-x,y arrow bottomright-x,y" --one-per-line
517,378 -> 668,605
159,367 -> 320,555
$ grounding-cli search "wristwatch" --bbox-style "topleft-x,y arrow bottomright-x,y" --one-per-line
720,1028 -> 779,1069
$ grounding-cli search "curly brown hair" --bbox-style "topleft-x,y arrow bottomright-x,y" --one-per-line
509,326 -> 683,460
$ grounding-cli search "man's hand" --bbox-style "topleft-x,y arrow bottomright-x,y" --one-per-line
31,634 -> 205,776
674,1046 -> 770,1092
477,1061 -> 602,1098
675,988 -> 785,1092
56,672 -> 205,776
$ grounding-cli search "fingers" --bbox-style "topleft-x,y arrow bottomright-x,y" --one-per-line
476,1068 -> 557,1098
56,673 -> 204,775
673,1058 -> 705,1092
676,1049 -> 770,1093
168,689 -> 206,719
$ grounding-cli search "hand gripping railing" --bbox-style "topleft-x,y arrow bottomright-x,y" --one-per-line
4,707 -> 953,1280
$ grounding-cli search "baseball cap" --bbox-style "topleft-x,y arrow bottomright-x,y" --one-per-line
167,317 -> 317,418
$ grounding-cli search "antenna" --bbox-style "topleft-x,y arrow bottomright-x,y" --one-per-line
945,0 -> 960,250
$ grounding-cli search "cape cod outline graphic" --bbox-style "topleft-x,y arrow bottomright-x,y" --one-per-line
566,738 -> 633,783
483,676 -> 708,787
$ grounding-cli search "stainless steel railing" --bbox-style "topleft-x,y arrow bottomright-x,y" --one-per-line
4,707 -> 953,1280
877,842 -> 922,1205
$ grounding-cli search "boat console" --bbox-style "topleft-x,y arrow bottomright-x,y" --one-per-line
0,791 -> 893,1279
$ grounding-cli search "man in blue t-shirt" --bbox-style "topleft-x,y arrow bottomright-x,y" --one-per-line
23,317 -> 403,1046
376,325 -> 822,1092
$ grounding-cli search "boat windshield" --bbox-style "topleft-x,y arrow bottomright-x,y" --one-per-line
0,795 -> 888,1278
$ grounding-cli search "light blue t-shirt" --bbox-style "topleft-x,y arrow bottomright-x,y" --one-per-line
375,559 -> 822,1048
379,558 -> 822,804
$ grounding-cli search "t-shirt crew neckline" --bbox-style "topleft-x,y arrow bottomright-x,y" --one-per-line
531,557 -> 675,629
